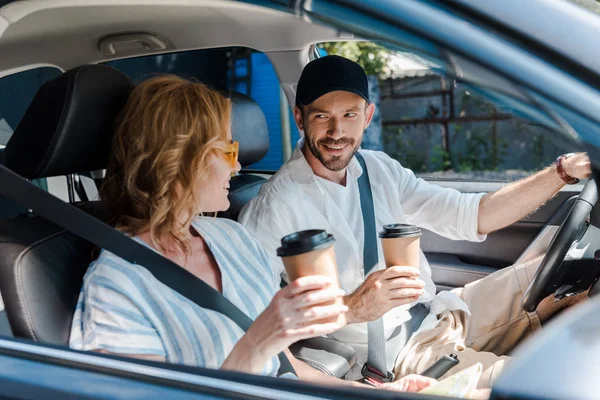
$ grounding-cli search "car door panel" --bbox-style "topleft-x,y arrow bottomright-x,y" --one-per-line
428,253 -> 497,292
423,221 -> 543,269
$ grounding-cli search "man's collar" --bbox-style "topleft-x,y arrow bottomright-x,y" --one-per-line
287,138 -> 363,185
287,138 -> 314,184
348,152 -> 363,179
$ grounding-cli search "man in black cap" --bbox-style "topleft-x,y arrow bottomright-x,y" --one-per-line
293,55 -> 373,178
239,55 -> 591,388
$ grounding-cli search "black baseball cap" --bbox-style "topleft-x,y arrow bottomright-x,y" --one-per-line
295,55 -> 369,106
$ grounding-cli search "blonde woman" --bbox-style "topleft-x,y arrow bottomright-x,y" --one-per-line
68,75 -> 434,392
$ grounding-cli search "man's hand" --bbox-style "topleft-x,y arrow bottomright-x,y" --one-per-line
380,375 -> 490,398
379,374 -> 437,392
344,266 -> 425,324
562,152 -> 592,180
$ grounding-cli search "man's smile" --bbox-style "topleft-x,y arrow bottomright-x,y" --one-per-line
322,142 -> 350,155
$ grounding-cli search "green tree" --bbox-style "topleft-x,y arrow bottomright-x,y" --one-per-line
319,42 -> 392,79
382,126 -> 428,171
567,0 -> 600,14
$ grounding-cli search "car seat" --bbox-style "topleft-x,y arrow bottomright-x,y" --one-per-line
0,64 -> 133,344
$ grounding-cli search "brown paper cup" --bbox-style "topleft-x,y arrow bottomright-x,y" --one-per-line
278,230 -> 346,326
379,224 -> 422,268
381,236 -> 421,268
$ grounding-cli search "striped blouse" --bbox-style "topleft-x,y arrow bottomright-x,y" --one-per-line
69,216 -> 292,377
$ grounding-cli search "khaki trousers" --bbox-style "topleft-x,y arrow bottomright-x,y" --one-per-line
393,256 -> 543,389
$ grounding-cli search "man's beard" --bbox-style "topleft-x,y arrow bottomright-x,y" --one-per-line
306,135 -> 360,172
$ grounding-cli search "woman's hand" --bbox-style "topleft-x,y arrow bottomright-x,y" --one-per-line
380,374 -> 437,393
222,275 -> 347,374
250,275 -> 347,355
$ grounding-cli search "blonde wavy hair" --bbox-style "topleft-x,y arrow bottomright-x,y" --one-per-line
101,75 -> 232,256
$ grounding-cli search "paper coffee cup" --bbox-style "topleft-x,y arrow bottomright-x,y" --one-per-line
277,230 -> 345,325
379,224 -> 422,268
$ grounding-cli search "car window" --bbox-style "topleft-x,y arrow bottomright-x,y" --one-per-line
0,67 -> 62,197
318,41 -> 565,182
105,47 -> 299,171
0,67 -> 61,148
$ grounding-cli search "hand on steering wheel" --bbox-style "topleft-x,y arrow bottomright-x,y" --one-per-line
522,179 -> 598,312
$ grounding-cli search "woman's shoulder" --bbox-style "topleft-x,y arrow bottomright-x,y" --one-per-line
193,216 -> 267,260
83,248 -> 154,290
193,216 -> 253,238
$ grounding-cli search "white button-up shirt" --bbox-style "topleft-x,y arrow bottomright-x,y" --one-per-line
239,140 -> 486,371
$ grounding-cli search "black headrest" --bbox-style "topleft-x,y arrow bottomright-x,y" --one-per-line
230,92 -> 269,167
4,65 -> 133,179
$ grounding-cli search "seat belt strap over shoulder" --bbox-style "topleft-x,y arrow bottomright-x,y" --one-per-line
355,152 -> 394,383
0,163 -> 294,375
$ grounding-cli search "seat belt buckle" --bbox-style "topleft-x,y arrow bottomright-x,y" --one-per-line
361,363 -> 395,385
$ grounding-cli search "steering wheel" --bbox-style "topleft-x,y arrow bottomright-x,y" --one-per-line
522,179 -> 598,312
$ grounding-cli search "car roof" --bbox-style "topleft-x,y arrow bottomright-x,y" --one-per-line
0,0 -> 340,76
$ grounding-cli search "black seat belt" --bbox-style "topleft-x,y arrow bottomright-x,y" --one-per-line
355,153 -> 431,384
355,152 -> 394,383
0,163 -> 294,376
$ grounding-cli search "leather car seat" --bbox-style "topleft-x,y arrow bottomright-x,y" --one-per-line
0,64 -> 133,344
220,92 -> 269,221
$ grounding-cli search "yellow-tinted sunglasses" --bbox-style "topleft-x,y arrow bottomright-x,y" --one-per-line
224,140 -> 239,169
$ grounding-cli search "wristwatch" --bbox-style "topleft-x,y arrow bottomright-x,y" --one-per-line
555,153 -> 580,185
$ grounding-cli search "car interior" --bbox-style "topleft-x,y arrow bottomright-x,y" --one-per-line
0,62 -> 363,379
0,0 -> 600,395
